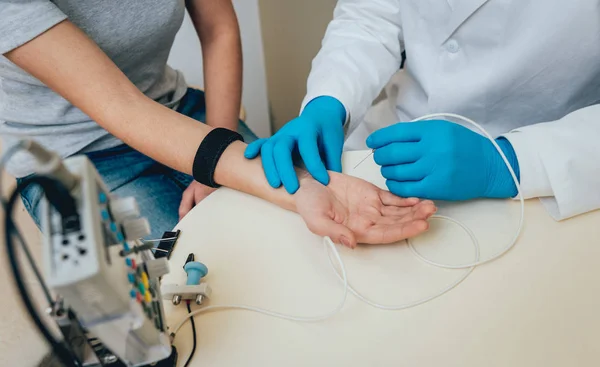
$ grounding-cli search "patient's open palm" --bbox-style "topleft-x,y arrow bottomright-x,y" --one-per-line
295,172 -> 437,248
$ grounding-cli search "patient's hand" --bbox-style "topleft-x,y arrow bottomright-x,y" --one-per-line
179,181 -> 218,220
294,172 -> 437,248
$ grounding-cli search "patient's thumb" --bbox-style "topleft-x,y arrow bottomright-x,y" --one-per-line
327,222 -> 356,249
305,213 -> 357,248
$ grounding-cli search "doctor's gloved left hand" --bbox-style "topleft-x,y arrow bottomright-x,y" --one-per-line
244,96 -> 346,194
366,120 -> 521,201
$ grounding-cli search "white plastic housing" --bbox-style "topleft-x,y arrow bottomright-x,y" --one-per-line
41,155 -> 171,366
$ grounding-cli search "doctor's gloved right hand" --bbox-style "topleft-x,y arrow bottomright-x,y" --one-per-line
244,96 -> 346,194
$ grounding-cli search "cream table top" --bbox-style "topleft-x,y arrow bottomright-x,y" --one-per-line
162,151 -> 600,367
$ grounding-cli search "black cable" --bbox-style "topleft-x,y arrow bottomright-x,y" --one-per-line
400,50 -> 407,69
119,242 -> 171,257
0,144 -> 54,305
183,301 -> 197,367
5,176 -> 82,367
11,224 -> 54,304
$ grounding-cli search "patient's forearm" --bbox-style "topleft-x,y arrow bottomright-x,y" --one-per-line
215,141 -> 298,212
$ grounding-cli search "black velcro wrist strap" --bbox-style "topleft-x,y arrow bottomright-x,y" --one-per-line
192,128 -> 244,188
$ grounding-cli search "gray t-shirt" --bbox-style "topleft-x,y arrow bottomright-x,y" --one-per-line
0,0 -> 189,177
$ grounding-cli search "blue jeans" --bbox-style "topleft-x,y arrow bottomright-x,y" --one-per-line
20,88 -> 258,239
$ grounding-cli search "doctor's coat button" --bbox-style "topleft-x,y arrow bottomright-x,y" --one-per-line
445,39 -> 460,53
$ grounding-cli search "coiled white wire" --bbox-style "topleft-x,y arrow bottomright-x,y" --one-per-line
171,113 -> 524,332
325,215 -> 480,310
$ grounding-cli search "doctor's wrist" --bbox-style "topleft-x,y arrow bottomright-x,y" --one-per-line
483,138 -> 521,198
302,96 -> 346,126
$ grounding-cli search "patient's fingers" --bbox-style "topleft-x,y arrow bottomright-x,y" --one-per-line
378,190 -> 420,207
389,202 -> 435,224
381,200 -> 436,218
381,205 -> 414,217
376,214 -> 415,225
412,201 -> 437,220
360,221 -> 430,244
375,205 -> 436,226
178,188 -> 195,220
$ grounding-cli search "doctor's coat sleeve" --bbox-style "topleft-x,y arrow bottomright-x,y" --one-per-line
301,0 -> 404,125
502,104 -> 600,221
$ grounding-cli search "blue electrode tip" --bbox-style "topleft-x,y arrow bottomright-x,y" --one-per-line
184,262 -> 208,286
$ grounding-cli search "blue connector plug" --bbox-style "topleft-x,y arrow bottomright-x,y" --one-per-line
184,262 -> 208,286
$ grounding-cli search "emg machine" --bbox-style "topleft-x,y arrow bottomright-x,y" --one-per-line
2,142 -> 211,367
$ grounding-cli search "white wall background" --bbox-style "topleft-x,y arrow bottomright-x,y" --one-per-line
168,0 -> 271,138
258,0 -> 337,131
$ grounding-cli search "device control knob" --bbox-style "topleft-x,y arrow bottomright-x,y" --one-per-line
184,262 -> 208,285
122,217 -> 151,240
109,197 -> 140,222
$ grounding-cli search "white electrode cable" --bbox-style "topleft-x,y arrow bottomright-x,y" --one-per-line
171,236 -> 349,335
324,215 -> 480,310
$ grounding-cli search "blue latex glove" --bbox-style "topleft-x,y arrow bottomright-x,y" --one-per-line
244,96 -> 346,194
366,120 -> 520,200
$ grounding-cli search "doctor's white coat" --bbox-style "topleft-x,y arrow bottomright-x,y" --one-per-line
302,0 -> 600,221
